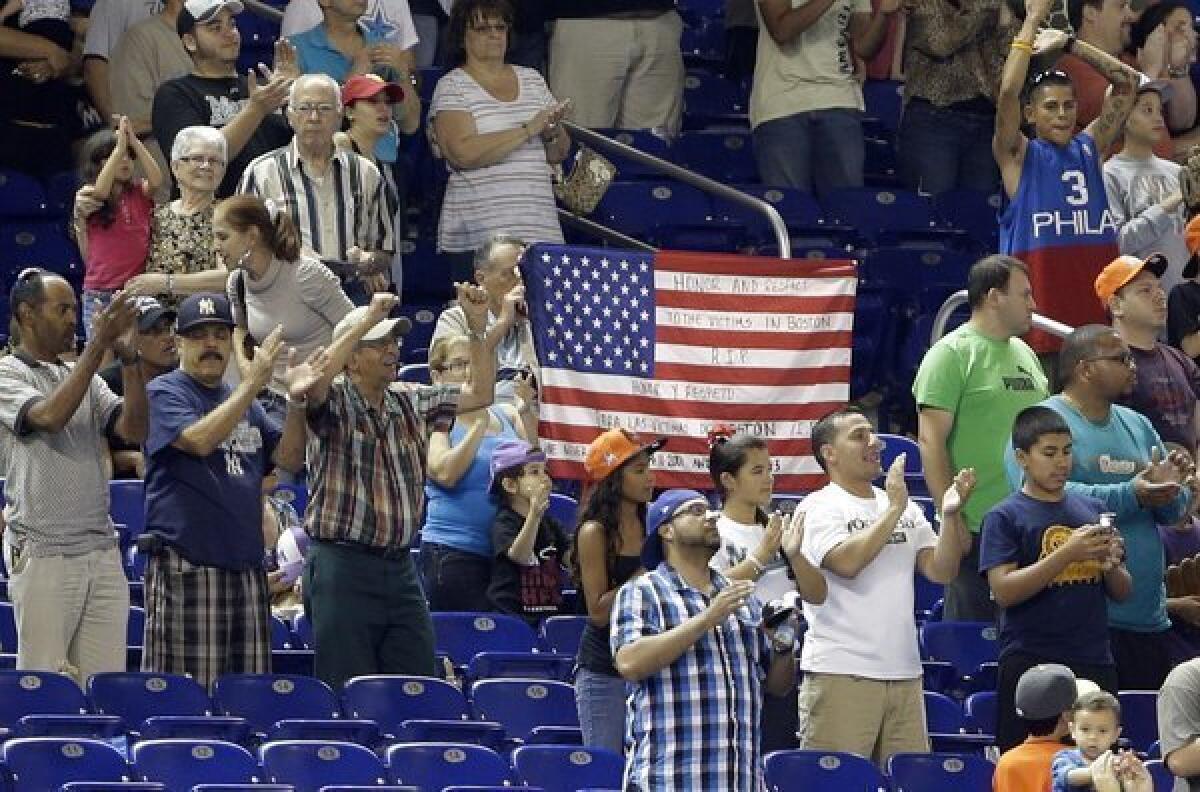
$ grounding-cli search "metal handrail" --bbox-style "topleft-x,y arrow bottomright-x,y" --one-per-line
557,210 -> 657,253
930,290 -> 1074,345
561,122 -> 792,259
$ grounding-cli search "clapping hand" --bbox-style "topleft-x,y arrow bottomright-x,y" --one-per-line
247,63 -> 293,113
780,509 -> 806,561
705,580 -> 755,629
91,291 -> 138,352
282,346 -> 332,403
941,468 -> 977,518
884,454 -> 908,513
1135,446 -> 1187,507
240,324 -> 284,390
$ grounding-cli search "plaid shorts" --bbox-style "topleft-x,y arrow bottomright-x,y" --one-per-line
142,546 -> 271,689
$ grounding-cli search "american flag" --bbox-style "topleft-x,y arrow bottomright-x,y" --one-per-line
522,245 -> 857,492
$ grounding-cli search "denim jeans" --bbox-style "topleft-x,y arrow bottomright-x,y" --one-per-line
575,666 -> 628,755
418,541 -> 492,612
752,108 -> 864,194
897,99 -> 1000,194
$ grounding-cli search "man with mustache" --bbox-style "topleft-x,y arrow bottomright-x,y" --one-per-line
0,270 -> 146,685
140,292 -> 321,686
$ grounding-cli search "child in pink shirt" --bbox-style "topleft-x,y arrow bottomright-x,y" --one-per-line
77,116 -> 162,339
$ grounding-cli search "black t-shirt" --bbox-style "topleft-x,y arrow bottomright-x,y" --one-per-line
487,505 -> 568,626
151,73 -> 292,198
549,0 -> 674,19
1168,280 -> 1200,365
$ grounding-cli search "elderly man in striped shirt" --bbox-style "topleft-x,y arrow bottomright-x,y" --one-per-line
612,489 -> 798,791
239,73 -> 394,304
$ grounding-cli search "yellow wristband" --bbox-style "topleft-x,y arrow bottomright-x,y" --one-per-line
1011,39 -> 1033,53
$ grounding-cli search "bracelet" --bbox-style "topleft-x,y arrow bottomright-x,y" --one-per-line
1010,39 -> 1033,54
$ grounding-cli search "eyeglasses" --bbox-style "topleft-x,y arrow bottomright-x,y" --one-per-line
469,21 -> 508,33
1088,352 -> 1136,367
178,155 -> 225,168
292,103 -> 339,117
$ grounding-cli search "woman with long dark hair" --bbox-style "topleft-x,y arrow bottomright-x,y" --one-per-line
569,428 -> 661,754
708,427 -> 826,753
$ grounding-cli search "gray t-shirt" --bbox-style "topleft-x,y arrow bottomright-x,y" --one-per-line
1159,658 -> 1200,792
228,255 -> 355,394
0,353 -> 121,556
1103,152 -> 1188,294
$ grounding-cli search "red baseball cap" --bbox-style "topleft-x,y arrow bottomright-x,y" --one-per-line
341,74 -> 404,104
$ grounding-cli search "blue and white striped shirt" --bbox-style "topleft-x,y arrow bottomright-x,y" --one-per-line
612,563 -> 770,792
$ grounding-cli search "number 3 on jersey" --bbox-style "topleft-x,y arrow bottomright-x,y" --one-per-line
1061,170 -> 1088,206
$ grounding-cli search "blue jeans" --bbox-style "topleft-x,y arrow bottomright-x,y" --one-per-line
897,99 -> 1000,194
81,288 -> 115,342
753,108 -> 864,194
575,666 -> 628,754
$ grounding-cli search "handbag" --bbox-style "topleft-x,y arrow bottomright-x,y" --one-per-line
553,145 -> 617,215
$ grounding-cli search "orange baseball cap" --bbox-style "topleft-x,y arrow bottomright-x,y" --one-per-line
1094,253 -> 1168,303
1185,215 -> 1200,278
583,429 -> 666,481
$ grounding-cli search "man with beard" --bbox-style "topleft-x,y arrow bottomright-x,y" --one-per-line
140,292 -> 318,686
152,0 -> 296,196
99,297 -> 178,477
0,270 -> 146,685
612,489 -> 796,792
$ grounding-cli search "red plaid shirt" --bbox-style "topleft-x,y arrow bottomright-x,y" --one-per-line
305,379 -> 459,549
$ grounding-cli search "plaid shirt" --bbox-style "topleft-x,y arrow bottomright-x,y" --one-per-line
612,563 -> 770,792
305,379 -> 458,550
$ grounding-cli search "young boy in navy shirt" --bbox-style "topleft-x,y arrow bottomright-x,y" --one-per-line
981,405 -> 1132,752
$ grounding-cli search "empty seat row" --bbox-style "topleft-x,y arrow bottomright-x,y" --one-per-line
2,736 -> 621,792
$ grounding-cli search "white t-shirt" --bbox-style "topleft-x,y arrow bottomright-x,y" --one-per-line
749,0 -> 870,127
709,514 -> 796,605
281,0 -> 418,50
799,482 -> 936,680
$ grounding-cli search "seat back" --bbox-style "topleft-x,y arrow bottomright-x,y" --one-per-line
133,738 -> 261,788
213,674 -> 340,733
923,691 -> 966,734
470,679 -> 579,740
763,750 -> 889,792
1145,758 -> 1174,792
88,672 -> 211,725
964,691 -> 997,737
887,752 -> 994,792
0,670 -> 89,728
386,742 -> 513,789
919,622 -> 1000,676
260,739 -> 389,792
540,616 -> 588,655
511,745 -> 624,792
3,737 -> 130,791
431,612 -> 539,667
1118,691 -> 1160,752
342,675 -> 469,733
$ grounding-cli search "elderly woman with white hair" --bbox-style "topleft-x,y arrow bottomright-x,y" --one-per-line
124,125 -> 231,301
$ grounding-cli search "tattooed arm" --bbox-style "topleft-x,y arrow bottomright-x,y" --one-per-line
1038,30 -> 1141,153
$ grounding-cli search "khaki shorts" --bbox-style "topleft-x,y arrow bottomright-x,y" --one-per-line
797,672 -> 929,766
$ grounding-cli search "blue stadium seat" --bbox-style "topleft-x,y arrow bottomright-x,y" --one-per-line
887,752 -> 994,792
432,612 -> 539,667
1118,691 -> 1159,753
682,70 -> 748,128
109,479 -> 146,554
1146,758 -> 1174,792
965,691 -> 997,738
398,363 -> 431,384
595,182 -> 711,237
270,616 -> 298,650
342,674 -> 471,735
920,622 -> 1000,679
863,80 -> 904,134
594,129 -> 673,180
674,131 -> 758,184
260,739 -> 390,791
914,574 -> 943,622
859,247 -> 974,293
547,494 -> 578,536
763,749 -> 889,791
59,783 -> 166,791
922,661 -> 957,696
512,745 -> 624,792
212,673 -> 378,743
540,615 -> 587,656
933,190 -> 1003,253
88,671 -> 248,742
3,737 -> 132,791
292,613 -> 314,649
924,692 -> 993,754
714,185 -> 828,246
0,602 -> 13,653
0,221 -> 83,277
466,652 -> 574,682
0,169 -> 49,217
191,787 -> 293,792
470,679 -> 579,741
443,788 -> 546,792
127,606 -> 145,648
395,302 -> 443,355
133,738 -> 263,789
0,670 -> 123,739
45,170 -> 81,216
386,742 -> 514,789
679,16 -> 725,65
821,188 -> 943,242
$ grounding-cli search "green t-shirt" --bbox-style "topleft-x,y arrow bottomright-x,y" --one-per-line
912,324 -> 1049,532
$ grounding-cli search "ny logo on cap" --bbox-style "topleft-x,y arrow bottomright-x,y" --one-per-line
198,298 -> 216,316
